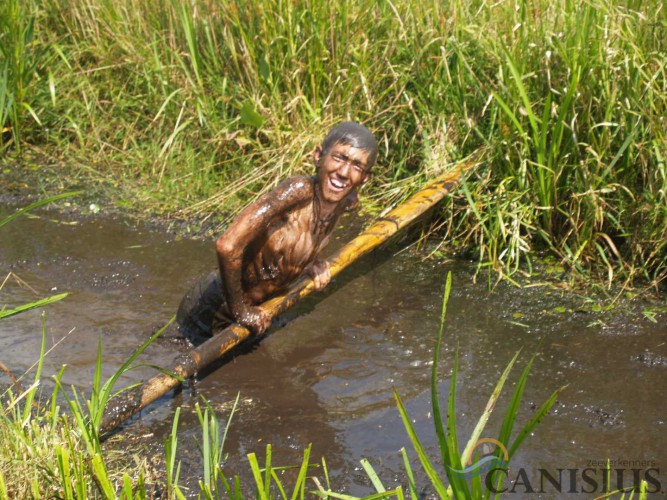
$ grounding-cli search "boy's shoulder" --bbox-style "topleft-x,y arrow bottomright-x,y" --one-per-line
273,175 -> 315,200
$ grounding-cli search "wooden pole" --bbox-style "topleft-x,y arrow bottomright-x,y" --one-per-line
99,158 -> 477,435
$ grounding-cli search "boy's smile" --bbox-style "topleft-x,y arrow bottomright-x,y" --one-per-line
315,143 -> 370,207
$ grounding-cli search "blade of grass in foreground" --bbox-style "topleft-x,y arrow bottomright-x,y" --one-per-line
361,458 -> 386,493
21,315 -> 47,425
431,272 -> 469,498
400,447 -> 419,500
394,389 -> 450,498
431,271 -> 452,466
164,407 -> 185,499
247,451 -> 268,500
92,316 -> 178,430
53,315 -> 177,460
488,382 -> 566,498
0,191 -> 82,229
290,442 -> 312,500
0,293 -> 68,320
460,350 -> 521,464
495,354 -> 536,453
508,383 -> 566,459
485,354 -> 538,496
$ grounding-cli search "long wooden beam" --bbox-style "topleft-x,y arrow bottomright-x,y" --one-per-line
99,157 -> 478,435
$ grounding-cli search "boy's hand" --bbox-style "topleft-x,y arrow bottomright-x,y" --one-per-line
237,305 -> 272,335
307,260 -> 331,291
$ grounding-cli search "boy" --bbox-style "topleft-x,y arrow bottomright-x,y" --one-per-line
177,122 -> 378,340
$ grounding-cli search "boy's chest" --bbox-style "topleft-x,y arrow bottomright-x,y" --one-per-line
264,204 -> 331,267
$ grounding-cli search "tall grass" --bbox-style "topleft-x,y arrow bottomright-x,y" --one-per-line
0,0 -> 47,150
1,0 -> 666,286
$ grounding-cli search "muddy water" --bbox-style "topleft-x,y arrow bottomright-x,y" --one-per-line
1,208 -> 665,497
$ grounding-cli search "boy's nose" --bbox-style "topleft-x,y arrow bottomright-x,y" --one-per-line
337,162 -> 352,178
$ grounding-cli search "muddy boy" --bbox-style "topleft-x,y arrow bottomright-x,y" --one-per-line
178,122 -> 378,340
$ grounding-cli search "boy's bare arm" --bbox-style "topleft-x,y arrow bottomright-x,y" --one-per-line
216,177 -> 312,333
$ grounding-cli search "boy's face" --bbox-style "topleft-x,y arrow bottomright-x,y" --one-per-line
313,142 -> 371,205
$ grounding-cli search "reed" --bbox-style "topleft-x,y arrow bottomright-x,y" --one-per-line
0,0 -> 44,150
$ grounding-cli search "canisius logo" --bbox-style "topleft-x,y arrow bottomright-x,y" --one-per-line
449,438 -> 509,480
449,439 -> 662,495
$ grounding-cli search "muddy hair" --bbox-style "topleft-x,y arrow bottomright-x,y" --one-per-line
321,121 -> 378,169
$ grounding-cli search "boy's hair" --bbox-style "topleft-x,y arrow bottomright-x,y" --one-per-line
321,122 -> 378,169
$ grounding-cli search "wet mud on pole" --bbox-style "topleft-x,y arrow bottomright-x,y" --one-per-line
100,158 -> 478,435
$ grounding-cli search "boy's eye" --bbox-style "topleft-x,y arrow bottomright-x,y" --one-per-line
331,153 -> 366,172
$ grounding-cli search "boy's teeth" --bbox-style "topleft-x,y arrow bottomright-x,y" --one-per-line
331,178 -> 345,189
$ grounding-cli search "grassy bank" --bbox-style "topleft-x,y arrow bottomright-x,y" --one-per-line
1,0 -> 665,288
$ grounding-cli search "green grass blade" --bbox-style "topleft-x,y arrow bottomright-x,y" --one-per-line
90,336 -> 104,427
22,314 -> 48,424
445,349 -> 470,499
470,468 -> 483,499
263,444 -> 272,496
0,293 -> 68,320
508,384 -> 567,458
394,389 -> 449,498
460,350 -> 520,463
313,491 -> 401,500
91,452 -> 115,499
50,365 -> 67,433
291,443 -> 312,500
247,452 -> 268,500
270,468 -> 289,499
490,90 -> 527,141
0,472 -> 6,500
311,492 -> 365,499
496,355 -> 535,452
219,474 -> 236,500
503,49 -> 539,144
201,407 -> 211,486
598,120 -> 640,183
485,354 -> 535,496
431,272 -> 470,495
121,473 -> 133,499
165,407 -> 181,493
431,272 -> 452,467
400,447 -> 418,500
361,458 -> 386,493
93,315 -> 175,429
266,468 -> 288,498
322,456 -> 331,491
55,444 -> 73,499
0,191 -> 82,229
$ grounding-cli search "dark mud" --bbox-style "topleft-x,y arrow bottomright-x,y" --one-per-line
1,205 -> 666,498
